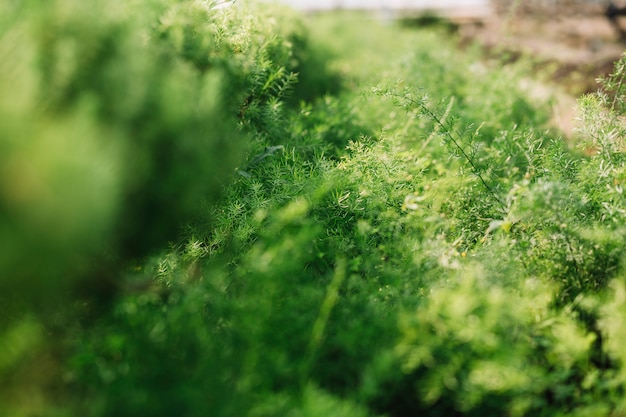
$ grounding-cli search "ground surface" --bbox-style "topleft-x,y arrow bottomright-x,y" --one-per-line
465,3 -> 625,93
456,3 -> 626,136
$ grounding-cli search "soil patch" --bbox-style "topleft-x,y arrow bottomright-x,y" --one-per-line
455,3 -> 625,136
459,4 -> 623,91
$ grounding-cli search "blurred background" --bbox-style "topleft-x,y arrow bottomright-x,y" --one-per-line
275,0 -> 492,16
273,0 -> 626,96
268,0 -> 626,137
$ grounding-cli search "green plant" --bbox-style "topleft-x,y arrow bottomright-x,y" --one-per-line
6,5 -> 626,417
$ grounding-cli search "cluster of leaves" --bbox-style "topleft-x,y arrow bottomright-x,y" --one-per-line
5,3 -> 626,416
0,0 -> 336,414
0,0 -> 337,305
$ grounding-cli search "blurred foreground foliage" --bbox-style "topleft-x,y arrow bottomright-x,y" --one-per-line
3,2 -> 626,416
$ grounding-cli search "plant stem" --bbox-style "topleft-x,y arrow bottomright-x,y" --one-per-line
402,93 -> 507,212
300,258 -> 347,389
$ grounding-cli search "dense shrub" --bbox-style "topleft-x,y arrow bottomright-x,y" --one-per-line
4,5 -> 626,417
0,0 -> 336,308
0,1 -> 338,415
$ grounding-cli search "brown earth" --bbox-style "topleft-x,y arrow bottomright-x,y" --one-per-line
454,2 -> 626,136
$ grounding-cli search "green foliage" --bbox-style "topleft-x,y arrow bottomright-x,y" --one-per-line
0,0 -> 241,306
5,5 -> 626,417
0,0 -> 335,305
0,1 -> 341,415
362,273 -> 609,417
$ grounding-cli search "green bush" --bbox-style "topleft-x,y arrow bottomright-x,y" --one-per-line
5,5 -> 626,417
0,0 -> 336,308
0,0 -> 239,307
0,1 -> 340,415
361,273 -> 609,417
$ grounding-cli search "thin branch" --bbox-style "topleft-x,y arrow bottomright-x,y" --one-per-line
393,92 -> 506,212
